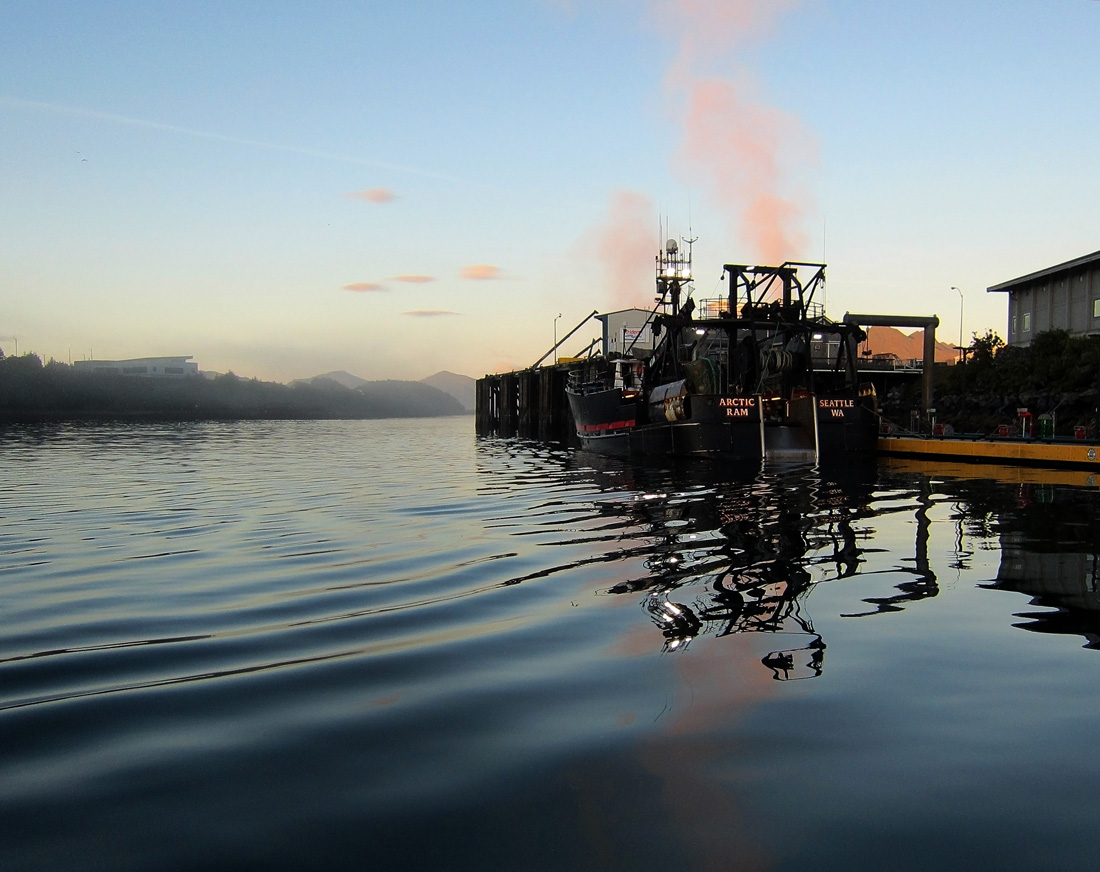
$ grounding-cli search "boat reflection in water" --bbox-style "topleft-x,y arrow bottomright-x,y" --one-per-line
546,448 -> 1100,686
587,457 -> 918,679
471,446 -> 1100,871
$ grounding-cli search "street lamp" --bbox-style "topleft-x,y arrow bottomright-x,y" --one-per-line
553,313 -> 562,356
951,286 -> 964,362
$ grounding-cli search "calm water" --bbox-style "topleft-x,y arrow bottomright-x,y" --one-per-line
3,417 -> 1100,871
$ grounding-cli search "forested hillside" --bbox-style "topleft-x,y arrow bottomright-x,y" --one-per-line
0,354 -> 465,423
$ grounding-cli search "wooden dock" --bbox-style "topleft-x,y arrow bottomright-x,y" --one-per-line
475,364 -> 578,440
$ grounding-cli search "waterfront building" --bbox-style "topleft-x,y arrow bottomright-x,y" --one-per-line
988,249 -> 1100,346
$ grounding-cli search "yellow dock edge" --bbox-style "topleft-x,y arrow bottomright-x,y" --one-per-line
879,435 -> 1100,469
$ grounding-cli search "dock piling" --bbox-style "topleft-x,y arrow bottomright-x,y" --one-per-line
475,363 -> 578,442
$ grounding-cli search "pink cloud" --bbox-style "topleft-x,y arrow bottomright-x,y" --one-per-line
592,190 -> 658,309
402,309 -> 461,317
678,77 -> 809,264
393,275 -> 436,284
460,264 -> 503,280
342,281 -> 387,293
651,0 -> 810,264
344,188 -> 397,204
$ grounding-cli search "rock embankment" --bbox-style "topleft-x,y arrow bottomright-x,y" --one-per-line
879,329 -> 1100,437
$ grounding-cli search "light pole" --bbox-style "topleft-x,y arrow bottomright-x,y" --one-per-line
951,286 -> 964,362
553,313 -> 562,358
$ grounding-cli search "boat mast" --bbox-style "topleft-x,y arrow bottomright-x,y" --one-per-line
653,237 -> 695,380
656,236 -> 692,315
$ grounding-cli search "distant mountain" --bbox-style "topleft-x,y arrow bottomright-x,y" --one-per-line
351,380 -> 464,417
291,371 -> 468,417
294,369 -> 475,413
293,370 -> 368,389
861,326 -> 957,363
421,371 -> 475,412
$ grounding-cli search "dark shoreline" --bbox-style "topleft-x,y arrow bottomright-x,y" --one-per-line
0,355 -> 468,425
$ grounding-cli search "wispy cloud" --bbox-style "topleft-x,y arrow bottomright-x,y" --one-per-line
342,282 -> 387,292
0,96 -> 461,181
403,309 -> 461,317
650,0 -> 797,75
459,264 -> 504,280
393,275 -> 435,284
344,188 -> 397,204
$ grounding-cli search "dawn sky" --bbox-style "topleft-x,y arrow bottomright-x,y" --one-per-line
4,0 -> 1099,382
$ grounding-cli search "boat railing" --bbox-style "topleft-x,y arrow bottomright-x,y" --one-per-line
697,299 -> 730,319
566,368 -> 611,394
858,356 -> 923,372
696,299 -> 825,321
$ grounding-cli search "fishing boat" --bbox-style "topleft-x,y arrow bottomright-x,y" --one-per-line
565,239 -> 877,461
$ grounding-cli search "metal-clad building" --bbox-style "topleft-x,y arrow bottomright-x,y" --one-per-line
598,308 -> 657,357
988,249 -> 1100,345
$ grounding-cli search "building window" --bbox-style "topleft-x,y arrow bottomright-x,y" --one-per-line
1022,312 -> 1031,333
1012,314 -> 1017,335
1093,299 -> 1100,319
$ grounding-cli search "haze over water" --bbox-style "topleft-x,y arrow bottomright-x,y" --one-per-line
3,417 -> 1100,870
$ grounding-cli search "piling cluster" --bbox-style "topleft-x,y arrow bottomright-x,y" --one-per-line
475,364 -> 576,440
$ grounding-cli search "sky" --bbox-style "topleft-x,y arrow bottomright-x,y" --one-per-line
3,0 -> 1099,382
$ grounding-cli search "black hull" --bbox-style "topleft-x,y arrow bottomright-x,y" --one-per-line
569,387 -> 766,460
566,386 -> 639,456
628,419 -> 764,459
814,393 -> 879,457
566,387 -> 637,431
569,386 -> 876,463
575,431 -> 631,455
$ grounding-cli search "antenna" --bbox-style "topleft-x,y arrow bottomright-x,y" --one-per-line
682,233 -> 698,273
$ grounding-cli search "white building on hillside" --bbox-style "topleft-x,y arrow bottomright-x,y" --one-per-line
73,356 -> 199,377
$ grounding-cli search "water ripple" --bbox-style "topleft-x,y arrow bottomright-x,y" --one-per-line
4,420 -> 1100,870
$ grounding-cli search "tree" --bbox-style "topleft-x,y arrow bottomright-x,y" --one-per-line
969,330 -> 1004,367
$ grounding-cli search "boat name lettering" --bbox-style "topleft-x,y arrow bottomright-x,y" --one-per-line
725,408 -> 751,418
719,397 -> 756,408
818,399 -> 855,409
